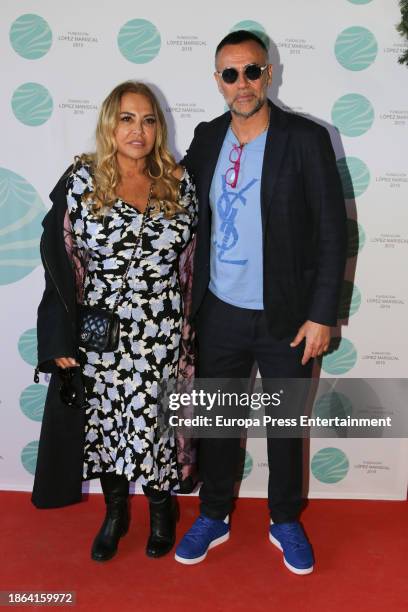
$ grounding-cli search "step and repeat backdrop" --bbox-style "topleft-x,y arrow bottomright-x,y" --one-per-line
0,0 -> 407,500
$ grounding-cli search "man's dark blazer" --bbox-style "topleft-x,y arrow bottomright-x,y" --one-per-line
182,100 -> 347,339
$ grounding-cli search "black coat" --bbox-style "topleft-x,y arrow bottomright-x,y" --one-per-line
32,168 -> 87,508
182,101 -> 347,338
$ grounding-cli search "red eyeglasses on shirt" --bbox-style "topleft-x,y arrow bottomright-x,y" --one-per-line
225,143 -> 244,188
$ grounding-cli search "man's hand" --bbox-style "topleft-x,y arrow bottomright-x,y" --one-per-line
290,321 -> 331,366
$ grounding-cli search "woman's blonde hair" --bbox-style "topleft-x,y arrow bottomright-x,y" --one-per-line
78,81 -> 184,218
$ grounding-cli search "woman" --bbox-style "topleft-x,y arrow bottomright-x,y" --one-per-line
32,81 -> 197,562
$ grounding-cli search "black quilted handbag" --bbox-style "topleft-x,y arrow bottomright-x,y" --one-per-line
77,305 -> 120,352
77,185 -> 152,353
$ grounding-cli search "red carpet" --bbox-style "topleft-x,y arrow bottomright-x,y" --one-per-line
1,492 -> 407,611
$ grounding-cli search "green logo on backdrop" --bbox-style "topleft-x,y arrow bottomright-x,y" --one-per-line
242,450 -> 253,479
348,0 -> 373,4
18,328 -> 38,366
311,447 -> 349,484
20,384 -> 47,421
335,26 -> 378,71
118,19 -> 161,63
347,219 -> 366,257
10,14 -> 52,60
21,440 -> 39,475
313,391 -> 353,423
230,21 -> 269,48
12,83 -> 53,126
336,157 -> 370,199
237,449 -> 253,481
338,280 -> 361,319
331,93 -> 374,137
322,337 -> 357,375
0,169 -> 45,284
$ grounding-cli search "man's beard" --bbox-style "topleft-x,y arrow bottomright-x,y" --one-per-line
229,96 -> 266,118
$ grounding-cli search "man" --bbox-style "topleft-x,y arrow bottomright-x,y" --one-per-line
175,30 -> 347,574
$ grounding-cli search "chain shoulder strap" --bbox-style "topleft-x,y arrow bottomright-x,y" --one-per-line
111,182 -> 154,311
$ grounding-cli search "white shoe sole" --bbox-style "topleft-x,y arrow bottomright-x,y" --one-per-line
269,532 -> 314,575
174,531 -> 230,565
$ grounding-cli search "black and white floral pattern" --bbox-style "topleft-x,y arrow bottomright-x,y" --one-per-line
66,163 -> 197,491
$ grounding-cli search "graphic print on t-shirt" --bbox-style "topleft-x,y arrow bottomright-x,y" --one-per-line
214,175 -> 258,265
209,128 -> 266,309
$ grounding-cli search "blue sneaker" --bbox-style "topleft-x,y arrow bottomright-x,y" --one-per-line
269,521 -> 314,575
175,515 -> 230,565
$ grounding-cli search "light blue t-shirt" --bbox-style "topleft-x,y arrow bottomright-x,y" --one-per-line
209,127 -> 266,309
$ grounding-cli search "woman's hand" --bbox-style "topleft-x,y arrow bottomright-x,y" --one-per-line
54,357 -> 79,369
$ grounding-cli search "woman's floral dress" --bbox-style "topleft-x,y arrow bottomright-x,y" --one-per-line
66,163 -> 197,491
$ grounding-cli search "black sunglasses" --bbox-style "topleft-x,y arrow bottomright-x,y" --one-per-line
58,367 -> 81,408
217,63 -> 268,84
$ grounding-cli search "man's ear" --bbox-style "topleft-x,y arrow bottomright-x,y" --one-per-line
267,64 -> 273,86
214,72 -> 223,94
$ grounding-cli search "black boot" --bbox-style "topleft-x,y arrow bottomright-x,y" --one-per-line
145,492 -> 176,558
91,473 -> 130,562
